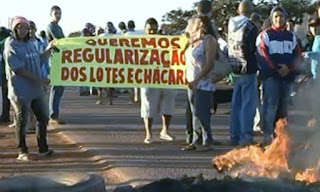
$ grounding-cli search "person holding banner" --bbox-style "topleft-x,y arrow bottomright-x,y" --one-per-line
47,5 -> 65,125
4,16 -> 55,161
182,16 -> 218,151
141,18 -> 176,144
125,20 -> 141,105
100,22 -> 117,105
78,26 -> 93,97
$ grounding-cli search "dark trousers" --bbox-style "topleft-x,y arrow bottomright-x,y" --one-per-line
188,88 -> 214,146
185,95 -> 193,143
1,85 -> 10,120
11,96 -> 49,153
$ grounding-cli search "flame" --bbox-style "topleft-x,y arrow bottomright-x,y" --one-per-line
295,168 -> 319,183
213,119 -> 320,184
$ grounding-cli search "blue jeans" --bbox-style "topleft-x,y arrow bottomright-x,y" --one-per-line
49,86 -> 65,119
230,73 -> 258,145
11,96 -> 49,153
188,88 -> 214,146
262,77 -> 291,137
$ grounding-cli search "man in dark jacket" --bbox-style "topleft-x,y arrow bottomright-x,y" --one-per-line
228,0 -> 259,147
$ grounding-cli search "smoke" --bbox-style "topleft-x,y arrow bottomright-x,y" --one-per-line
288,59 -> 320,173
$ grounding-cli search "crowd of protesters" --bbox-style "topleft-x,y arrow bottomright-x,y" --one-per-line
180,0 -> 320,151
1,0 -> 320,160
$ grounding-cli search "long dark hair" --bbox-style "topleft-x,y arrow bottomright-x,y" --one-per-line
198,16 -> 219,59
198,16 -> 217,39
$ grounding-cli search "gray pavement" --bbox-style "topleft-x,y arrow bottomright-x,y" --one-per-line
52,88 -> 238,190
1,87 -> 309,191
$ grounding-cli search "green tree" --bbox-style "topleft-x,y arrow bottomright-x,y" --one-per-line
161,8 -> 196,34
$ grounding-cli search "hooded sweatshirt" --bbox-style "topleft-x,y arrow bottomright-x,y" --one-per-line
4,18 -> 44,102
228,15 -> 258,74
256,25 -> 300,82
256,6 -> 300,82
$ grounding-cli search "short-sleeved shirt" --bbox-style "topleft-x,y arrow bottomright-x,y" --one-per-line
4,37 -> 44,102
47,22 -> 64,41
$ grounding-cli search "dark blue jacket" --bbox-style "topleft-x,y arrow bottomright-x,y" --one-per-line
228,15 -> 259,74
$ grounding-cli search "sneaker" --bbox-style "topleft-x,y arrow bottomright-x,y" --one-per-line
182,144 -> 196,151
160,133 -> 174,141
39,149 -> 54,157
49,119 -> 66,125
144,137 -> 152,144
17,152 -> 29,161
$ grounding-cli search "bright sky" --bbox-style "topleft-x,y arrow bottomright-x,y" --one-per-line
1,0 -> 197,36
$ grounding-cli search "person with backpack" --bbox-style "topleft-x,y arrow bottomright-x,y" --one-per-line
256,6 -> 301,146
79,23 -> 98,97
228,0 -> 259,146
